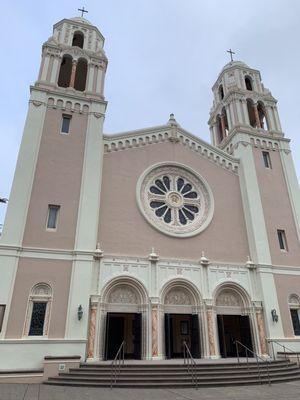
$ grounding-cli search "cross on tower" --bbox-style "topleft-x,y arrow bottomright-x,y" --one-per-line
227,49 -> 235,62
78,6 -> 88,17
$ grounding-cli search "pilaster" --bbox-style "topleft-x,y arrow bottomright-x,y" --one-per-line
231,133 -> 284,338
1,89 -> 47,246
279,140 -> 300,241
65,101 -> 106,339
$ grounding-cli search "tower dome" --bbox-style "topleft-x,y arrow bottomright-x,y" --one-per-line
69,16 -> 92,25
221,60 -> 249,72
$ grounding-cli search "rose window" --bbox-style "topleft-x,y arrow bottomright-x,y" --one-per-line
149,176 -> 200,226
137,163 -> 214,237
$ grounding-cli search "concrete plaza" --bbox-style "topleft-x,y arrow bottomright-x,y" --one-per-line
1,381 -> 300,400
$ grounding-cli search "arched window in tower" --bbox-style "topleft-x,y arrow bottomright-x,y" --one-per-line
245,76 -> 253,91
246,99 -> 257,128
72,31 -> 84,48
57,55 -> 73,88
257,102 -> 269,130
74,58 -> 88,91
219,85 -> 224,100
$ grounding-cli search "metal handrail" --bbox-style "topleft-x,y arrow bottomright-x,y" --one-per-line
110,340 -> 125,389
267,338 -> 300,367
235,340 -> 271,386
183,341 -> 198,389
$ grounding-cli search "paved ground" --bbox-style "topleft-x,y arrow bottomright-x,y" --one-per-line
1,381 -> 300,400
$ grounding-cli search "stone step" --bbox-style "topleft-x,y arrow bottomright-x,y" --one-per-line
79,361 -> 290,371
44,373 -> 300,388
44,360 -> 300,388
64,368 -> 299,379
52,368 -> 300,380
80,360 -> 289,368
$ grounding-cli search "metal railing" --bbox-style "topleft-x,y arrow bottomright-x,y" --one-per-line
267,339 -> 300,367
183,341 -> 198,389
235,340 -> 271,386
110,340 -> 125,389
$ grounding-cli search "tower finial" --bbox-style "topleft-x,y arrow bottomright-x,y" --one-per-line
226,48 -> 235,62
78,6 -> 88,17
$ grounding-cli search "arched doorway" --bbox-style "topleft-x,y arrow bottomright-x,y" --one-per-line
101,279 -> 148,360
162,281 -> 203,359
214,285 -> 253,358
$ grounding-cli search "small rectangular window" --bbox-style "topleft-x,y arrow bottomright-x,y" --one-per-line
47,205 -> 60,230
28,302 -> 47,336
0,305 -> 5,332
262,151 -> 271,168
277,229 -> 288,251
61,115 -> 71,134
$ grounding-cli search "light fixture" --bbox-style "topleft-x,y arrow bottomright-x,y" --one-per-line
271,309 -> 278,323
77,305 -> 83,321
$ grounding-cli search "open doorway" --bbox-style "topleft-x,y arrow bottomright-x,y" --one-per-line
217,314 -> 253,357
104,312 -> 141,360
165,314 -> 200,359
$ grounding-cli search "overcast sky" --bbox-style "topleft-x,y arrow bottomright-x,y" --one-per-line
1,0 -> 299,226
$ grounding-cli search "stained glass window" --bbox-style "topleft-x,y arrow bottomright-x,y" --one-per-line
149,176 -> 200,226
29,302 -> 47,336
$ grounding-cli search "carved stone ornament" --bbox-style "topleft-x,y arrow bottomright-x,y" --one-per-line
93,112 -> 103,119
108,285 -> 139,304
32,101 -> 43,107
165,288 -> 192,305
289,294 -> 300,305
136,162 -> 214,238
32,283 -> 52,297
216,289 -> 242,307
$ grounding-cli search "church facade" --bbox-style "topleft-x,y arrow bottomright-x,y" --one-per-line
0,16 -> 300,370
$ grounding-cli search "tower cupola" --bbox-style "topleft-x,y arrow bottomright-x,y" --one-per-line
208,60 -> 283,149
36,16 -> 107,99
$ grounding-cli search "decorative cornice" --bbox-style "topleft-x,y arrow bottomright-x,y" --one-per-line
209,89 -> 277,121
53,18 -> 105,43
104,125 -> 240,173
218,127 -> 288,154
31,85 -> 107,107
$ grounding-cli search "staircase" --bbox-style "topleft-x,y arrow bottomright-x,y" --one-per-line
44,359 -> 300,387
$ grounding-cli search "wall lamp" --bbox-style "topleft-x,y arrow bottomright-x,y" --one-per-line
271,309 -> 279,323
77,305 -> 83,321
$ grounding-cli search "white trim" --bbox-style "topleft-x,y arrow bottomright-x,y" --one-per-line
0,339 -> 86,344
0,89 -> 47,246
279,141 -> 300,241
66,102 -> 106,339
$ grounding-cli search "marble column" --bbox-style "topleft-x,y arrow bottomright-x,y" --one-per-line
253,103 -> 261,128
207,309 -> 216,357
256,309 -> 268,356
220,114 -> 226,138
87,301 -> 98,359
70,60 -> 77,88
151,307 -> 158,358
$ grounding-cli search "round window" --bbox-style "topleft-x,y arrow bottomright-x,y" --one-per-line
136,163 -> 214,237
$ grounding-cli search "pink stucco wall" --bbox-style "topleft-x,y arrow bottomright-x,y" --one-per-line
253,148 -> 300,266
5,258 -> 72,338
22,108 -> 87,250
98,141 -> 250,262
274,274 -> 300,337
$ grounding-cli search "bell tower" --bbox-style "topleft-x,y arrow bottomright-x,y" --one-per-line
208,60 -> 283,149
0,16 -> 108,341
2,15 -> 108,247
37,16 -> 107,98
208,60 -> 300,339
